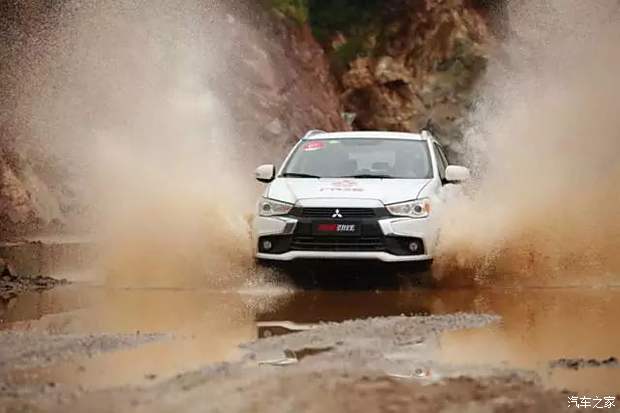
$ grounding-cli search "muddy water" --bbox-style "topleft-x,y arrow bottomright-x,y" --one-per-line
435,288 -> 620,394
1,283 -> 619,394
0,285 -> 260,389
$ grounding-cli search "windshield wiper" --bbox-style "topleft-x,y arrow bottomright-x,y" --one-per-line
281,172 -> 321,178
339,174 -> 396,179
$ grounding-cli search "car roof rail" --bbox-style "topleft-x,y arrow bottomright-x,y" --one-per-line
420,129 -> 433,140
302,129 -> 327,139
421,119 -> 438,140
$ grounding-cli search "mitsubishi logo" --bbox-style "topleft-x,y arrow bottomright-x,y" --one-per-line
332,209 -> 343,219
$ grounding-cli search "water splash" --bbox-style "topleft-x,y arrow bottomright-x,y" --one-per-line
435,0 -> 620,286
6,1 -> 273,287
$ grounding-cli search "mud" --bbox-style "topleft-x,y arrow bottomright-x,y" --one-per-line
0,279 -> 619,412
550,357 -> 619,371
0,239 -> 96,281
0,311 -> 568,413
0,257 -> 68,307
0,273 -> 67,301
245,313 -> 500,357
0,331 -> 167,373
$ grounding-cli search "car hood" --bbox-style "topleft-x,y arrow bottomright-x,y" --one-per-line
266,178 -> 431,206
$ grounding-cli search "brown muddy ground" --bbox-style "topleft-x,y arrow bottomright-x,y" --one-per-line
0,270 -> 67,302
0,249 -> 619,412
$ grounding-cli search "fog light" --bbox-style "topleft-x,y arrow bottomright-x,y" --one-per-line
262,240 -> 273,251
408,241 -> 420,253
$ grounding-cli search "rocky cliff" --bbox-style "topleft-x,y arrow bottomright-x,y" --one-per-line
222,9 -> 349,150
0,121 -> 75,237
319,0 -> 494,150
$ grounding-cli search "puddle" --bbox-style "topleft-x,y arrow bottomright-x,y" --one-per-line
435,288 -> 620,394
252,286 -> 620,394
0,240 -> 96,281
0,285 -> 264,390
1,283 -> 619,394
257,347 -> 333,367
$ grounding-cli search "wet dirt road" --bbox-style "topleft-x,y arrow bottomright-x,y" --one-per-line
1,268 -> 619,412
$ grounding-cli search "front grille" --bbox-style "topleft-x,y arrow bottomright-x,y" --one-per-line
291,236 -> 385,252
299,207 -> 376,218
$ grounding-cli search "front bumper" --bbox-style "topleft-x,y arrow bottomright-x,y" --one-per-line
256,250 -> 432,262
253,209 -> 438,263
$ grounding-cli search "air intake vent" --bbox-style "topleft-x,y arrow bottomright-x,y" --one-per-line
300,208 -> 375,218
291,236 -> 385,252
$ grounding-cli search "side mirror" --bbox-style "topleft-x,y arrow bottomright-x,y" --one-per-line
255,164 -> 276,183
445,165 -> 470,183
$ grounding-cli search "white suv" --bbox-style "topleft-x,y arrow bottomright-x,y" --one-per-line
252,130 -> 469,264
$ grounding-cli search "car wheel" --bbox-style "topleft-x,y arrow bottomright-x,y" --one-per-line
397,260 -> 435,289
415,259 -> 433,272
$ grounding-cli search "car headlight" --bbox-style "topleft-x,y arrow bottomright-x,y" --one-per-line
386,198 -> 431,218
258,198 -> 293,217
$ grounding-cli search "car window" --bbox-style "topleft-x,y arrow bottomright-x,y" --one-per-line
433,143 -> 448,181
282,139 -> 433,179
437,144 -> 450,166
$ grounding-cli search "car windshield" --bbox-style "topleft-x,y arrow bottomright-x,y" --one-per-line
281,138 -> 433,179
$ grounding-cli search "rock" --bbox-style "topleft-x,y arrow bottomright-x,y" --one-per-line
339,0 -> 493,147
342,58 -> 375,90
0,137 -> 73,238
549,357 -> 619,370
224,14 -> 349,145
0,267 -> 67,299
0,258 -> 16,278
374,56 -> 412,85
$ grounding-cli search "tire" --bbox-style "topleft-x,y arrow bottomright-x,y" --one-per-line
396,260 -> 435,288
254,258 -> 277,269
414,259 -> 433,272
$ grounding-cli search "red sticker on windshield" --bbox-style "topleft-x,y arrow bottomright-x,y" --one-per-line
303,141 -> 325,151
